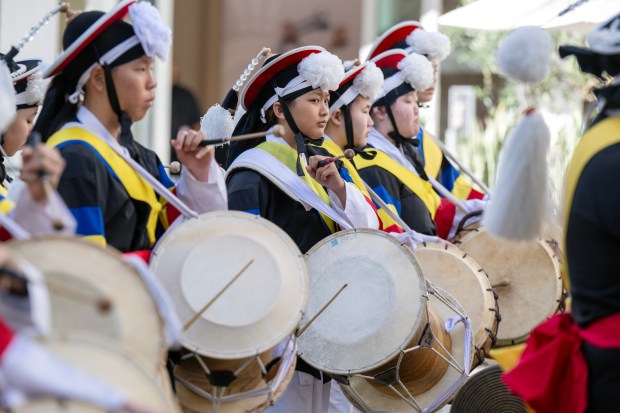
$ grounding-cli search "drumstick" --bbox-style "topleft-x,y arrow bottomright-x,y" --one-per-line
316,149 -> 356,168
296,283 -> 348,338
26,132 -> 65,231
163,161 -> 181,174
183,259 -> 254,331
198,124 -> 286,147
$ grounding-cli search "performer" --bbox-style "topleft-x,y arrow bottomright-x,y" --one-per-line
33,0 -> 227,253
227,46 -> 378,413
503,14 -> 620,413
0,57 -> 75,237
367,21 -> 485,202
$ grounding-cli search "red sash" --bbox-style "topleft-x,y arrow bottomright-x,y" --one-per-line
503,312 -> 620,413
0,318 -> 14,356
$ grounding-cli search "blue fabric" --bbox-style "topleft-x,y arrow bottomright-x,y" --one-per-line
70,206 -> 105,237
372,184 -> 401,215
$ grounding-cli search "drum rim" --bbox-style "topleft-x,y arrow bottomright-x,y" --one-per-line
299,228 -> 428,374
150,211 -> 308,359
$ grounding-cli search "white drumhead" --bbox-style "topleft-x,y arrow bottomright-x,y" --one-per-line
150,211 -> 308,359
15,333 -> 180,413
5,237 -> 165,370
298,229 -> 427,374
456,228 -> 563,345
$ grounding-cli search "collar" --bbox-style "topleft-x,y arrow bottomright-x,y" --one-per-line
367,127 -> 418,174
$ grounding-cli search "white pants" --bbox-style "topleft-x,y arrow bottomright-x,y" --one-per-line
328,382 -> 360,413
265,371 -> 331,413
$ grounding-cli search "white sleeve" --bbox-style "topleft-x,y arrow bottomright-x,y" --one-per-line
0,335 -> 126,410
328,183 -> 379,229
174,161 -> 228,214
9,190 -> 77,237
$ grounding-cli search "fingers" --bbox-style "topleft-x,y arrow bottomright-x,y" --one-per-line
307,155 -> 338,184
172,129 -> 204,153
20,145 -> 65,187
195,145 -> 214,160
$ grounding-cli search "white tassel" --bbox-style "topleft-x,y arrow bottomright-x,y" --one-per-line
483,109 -> 550,241
353,61 -> 384,101
298,51 -> 344,92
407,29 -> 452,61
0,61 -> 16,133
398,52 -> 434,91
200,104 -> 234,142
129,1 -> 172,61
496,27 -> 553,84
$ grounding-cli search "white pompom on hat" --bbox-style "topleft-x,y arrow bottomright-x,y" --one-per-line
407,29 -> 452,61
496,26 -> 553,84
0,61 -> 16,133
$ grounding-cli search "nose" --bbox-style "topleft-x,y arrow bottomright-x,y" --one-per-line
367,114 -> 374,127
148,71 -> 157,90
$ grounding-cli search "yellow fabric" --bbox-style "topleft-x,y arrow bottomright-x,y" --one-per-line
562,117 -> 620,291
83,235 -> 106,247
452,175 -> 474,201
308,139 -> 371,199
0,185 -> 13,215
355,149 -> 440,219
48,127 -> 166,247
421,129 -> 443,180
257,141 -> 336,233
489,344 -> 526,372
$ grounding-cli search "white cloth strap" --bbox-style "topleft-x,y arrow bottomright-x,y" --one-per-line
260,75 -> 311,123
0,211 -> 30,240
227,148 -> 353,230
367,128 -> 417,173
374,73 -> 405,104
328,86 -> 358,116
68,36 -> 141,104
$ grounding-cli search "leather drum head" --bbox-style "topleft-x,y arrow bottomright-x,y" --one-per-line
150,211 -> 308,359
415,242 -> 498,364
13,333 -> 181,413
5,237 -> 166,370
299,229 -> 427,374
455,228 -> 563,345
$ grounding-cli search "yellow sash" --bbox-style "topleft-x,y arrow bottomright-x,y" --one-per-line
354,149 -> 440,218
562,117 -> 620,290
421,129 -> 443,180
257,141 -> 336,232
48,127 -> 168,246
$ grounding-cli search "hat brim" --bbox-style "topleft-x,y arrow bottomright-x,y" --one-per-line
367,21 -> 422,61
239,45 -> 325,111
370,49 -> 407,70
11,59 -> 43,84
43,0 -> 136,78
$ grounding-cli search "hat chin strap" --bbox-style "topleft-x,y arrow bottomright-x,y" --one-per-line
276,94 -> 307,176
341,105 -> 356,150
102,64 -> 143,164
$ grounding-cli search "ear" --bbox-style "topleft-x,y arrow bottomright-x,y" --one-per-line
330,109 -> 343,126
88,65 -> 106,93
272,101 -> 286,122
371,105 -> 388,122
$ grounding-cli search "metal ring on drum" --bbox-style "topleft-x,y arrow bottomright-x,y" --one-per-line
4,237 -> 168,373
298,229 -> 474,413
452,226 -> 565,346
414,242 -> 500,366
149,211 -> 308,413
12,333 -> 181,413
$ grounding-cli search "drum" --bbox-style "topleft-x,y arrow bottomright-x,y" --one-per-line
453,227 -> 565,346
450,359 -> 527,413
5,237 -> 167,371
150,211 -> 308,412
298,229 -> 473,413
415,242 -> 499,366
13,333 -> 181,413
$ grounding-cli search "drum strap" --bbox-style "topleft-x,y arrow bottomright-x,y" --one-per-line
228,145 -> 353,231
563,116 -> 620,288
354,148 -> 440,218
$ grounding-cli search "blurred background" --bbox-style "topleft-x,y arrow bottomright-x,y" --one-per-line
1,0 -> 615,209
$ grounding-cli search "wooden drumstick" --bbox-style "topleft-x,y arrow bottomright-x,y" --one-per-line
316,149 -> 356,168
296,283 -> 348,338
164,161 -> 181,174
183,259 -> 255,331
198,125 -> 286,147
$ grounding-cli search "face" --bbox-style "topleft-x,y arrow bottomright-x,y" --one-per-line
349,95 -> 373,147
112,56 -> 157,122
390,91 -> 419,138
287,89 -> 330,139
2,107 -> 38,156
417,59 -> 438,104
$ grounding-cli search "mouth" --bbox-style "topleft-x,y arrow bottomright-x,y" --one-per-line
318,121 -> 327,127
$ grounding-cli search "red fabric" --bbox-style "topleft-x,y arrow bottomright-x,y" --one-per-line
467,188 -> 485,200
434,199 -> 456,240
363,195 -> 384,231
165,187 -> 182,227
0,227 -> 12,242
0,318 -> 15,357
122,250 -> 151,264
503,312 -> 620,413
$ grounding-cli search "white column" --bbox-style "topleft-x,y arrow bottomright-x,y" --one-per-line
420,0 -> 442,136
359,0 -> 377,60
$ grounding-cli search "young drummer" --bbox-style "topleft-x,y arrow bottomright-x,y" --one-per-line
367,21 -> 485,202
226,46 -> 378,413
33,0 -> 227,253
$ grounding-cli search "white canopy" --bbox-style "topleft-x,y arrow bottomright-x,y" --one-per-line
437,0 -> 620,32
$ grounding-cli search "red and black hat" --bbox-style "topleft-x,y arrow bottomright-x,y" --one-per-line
367,21 -> 451,62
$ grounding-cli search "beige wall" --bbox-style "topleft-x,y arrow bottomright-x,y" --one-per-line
172,0 -> 362,113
